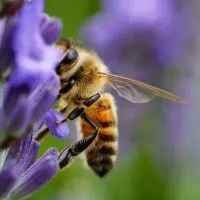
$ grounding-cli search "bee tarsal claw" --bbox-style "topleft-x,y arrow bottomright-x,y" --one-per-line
58,131 -> 98,170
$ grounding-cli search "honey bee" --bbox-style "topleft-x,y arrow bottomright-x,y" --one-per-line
41,39 -> 186,177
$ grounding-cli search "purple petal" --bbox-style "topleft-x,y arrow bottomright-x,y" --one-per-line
15,135 -> 39,171
4,96 -> 31,136
10,148 -> 59,199
29,75 -> 60,123
13,0 -> 44,56
9,0 -> 62,86
3,133 -> 32,167
33,117 -> 45,132
0,17 -> 15,70
9,47 -> 61,86
40,14 -> 62,45
0,19 -> 6,43
44,109 -> 69,138
22,139 -> 40,170
0,0 -> 63,146
2,72 -> 59,140
3,133 -> 39,171
2,84 -> 32,137
0,163 -> 20,199
3,83 -> 31,116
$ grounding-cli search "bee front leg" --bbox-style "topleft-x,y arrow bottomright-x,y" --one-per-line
59,113 -> 99,169
59,93 -> 101,122
83,93 -> 100,107
73,93 -> 101,106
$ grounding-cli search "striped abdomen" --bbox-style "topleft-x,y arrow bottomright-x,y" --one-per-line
78,93 -> 118,177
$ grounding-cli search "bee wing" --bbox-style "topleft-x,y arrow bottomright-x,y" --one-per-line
99,72 -> 186,104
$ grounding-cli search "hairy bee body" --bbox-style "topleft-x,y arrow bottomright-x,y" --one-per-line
55,40 -> 118,177
54,39 -> 185,177
55,40 -> 108,116
78,93 -> 118,177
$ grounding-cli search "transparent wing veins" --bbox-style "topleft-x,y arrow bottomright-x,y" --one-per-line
99,72 -> 186,104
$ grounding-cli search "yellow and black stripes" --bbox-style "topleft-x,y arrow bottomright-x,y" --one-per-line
78,93 -> 118,177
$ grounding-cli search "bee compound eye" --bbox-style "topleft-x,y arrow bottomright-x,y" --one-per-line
61,48 -> 78,65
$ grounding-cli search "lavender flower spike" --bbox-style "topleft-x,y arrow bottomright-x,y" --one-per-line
0,0 -> 67,147
10,0 -> 62,86
0,133 -> 59,200
81,0 -> 187,78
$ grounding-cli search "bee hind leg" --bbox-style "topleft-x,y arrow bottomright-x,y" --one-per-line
59,113 -> 99,169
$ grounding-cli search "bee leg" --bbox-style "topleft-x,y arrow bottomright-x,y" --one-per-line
57,93 -> 101,124
34,127 -> 49,142
83,93 -> 100,107
67,107 -> 85,120
64,93 -> 100,121
59,129 -> 97,169
54,106 -> 85,126
59,113 -> 99,169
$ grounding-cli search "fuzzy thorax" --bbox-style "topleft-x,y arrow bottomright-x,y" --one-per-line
58,47 -> 109,111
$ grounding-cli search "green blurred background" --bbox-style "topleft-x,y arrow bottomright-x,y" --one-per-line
28,1 -> 200,200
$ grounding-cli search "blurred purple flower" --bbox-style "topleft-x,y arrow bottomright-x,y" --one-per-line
0,0 -> 69,147
40,13 -> 62,45
0,132 -> 59,199
81,0 -> 187,80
